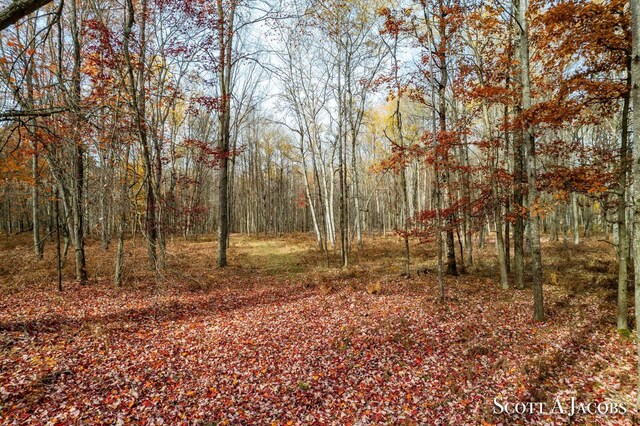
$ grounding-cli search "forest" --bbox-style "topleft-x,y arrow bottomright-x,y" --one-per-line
0,0 -> 639,423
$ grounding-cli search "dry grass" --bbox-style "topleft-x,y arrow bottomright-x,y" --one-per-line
0,231 -> 620,299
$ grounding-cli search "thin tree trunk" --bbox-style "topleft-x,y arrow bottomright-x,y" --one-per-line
100,152 -> 110,251
630,0 -> 640,406
462,131 -> 473,267
491,142 -> 508,289
351,126 -> 363,250
512,0 -> 525,291
70,0 -> 87,283
114,143 -> 131,287
26,44 -> 43,260
32,141 -> 43,259
424,6 -> 444,299
55,185 -> 62,291
124,0 -> 157,270
519,0 -> 543,321
435,0 -> 457,276
617,55 -> 632,332
300,140 -> 323,249
571,192 -> 580,245
215,0 -> 236,267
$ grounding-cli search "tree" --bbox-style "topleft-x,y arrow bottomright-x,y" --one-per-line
414,0 -> 463,277
630,0 -> 640,407
68,0 -> 87,283
273,15 -> 331,252
213,0 -> 236,267
516,0 -> 543,321
123,0 -> 160,270
461,1 -> 513,289
379,6 -> 411,277
534,0 -> 630,328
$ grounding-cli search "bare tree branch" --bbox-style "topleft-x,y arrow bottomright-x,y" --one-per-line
0,106 -> 65,120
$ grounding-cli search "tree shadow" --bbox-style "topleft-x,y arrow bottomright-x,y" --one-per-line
0,284 -> 315,335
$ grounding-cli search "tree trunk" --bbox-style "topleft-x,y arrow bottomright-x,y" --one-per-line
123,0 -> 157,270
512,0 -> 525,291
26,45 -> 43,260
435,0 -> 457,276
571,192 -> 580,246
114,143 -> 130,287
54,185 -> 62,291
215,0 -> 236,267
630,0 -> 640,406
492,142 -> 508,289
100,153 -> 110,251
300,140 -> 323,249
462,130 -> 473,267
31,141 -> 43,259
618,59 -> 631,332
519,0 -> 543,321
70,0 -> 87,283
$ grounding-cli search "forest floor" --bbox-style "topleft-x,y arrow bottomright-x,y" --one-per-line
0,233 -> 637,425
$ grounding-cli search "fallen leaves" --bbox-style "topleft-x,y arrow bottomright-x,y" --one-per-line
0,256 -> 636,424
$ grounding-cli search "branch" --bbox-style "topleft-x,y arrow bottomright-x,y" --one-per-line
0,0 -> 53,32
0,106 -> 66,120
597,239 -> 616,247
